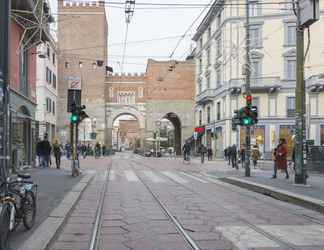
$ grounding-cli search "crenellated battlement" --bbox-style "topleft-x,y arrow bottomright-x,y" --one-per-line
105,72 -> 147,83
61,1 -> 104,8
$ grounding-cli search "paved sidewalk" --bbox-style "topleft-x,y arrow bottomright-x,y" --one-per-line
10,167 -> 81,250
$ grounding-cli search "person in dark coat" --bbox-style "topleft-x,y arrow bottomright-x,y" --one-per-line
39,134 -> 52,168
272,138 -> 289,179
229,145 -> 238,169
240,145 -> 246,169
199,144 -> 207,164
207,146 -> 213,161
182,141 -> 191,163
52,139 -> 62,169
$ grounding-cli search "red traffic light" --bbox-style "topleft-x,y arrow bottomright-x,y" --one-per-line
246,95 -> 252,103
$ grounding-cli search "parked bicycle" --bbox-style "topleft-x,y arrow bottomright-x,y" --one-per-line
0,173 -> 37,250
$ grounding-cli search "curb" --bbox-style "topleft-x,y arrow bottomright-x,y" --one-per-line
221,176 -> 324,214
18,173 -> 94,250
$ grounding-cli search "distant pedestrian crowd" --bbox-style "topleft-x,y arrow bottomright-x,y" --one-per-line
36,134 -> 109,169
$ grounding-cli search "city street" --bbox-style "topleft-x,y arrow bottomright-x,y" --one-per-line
47,152 -> 324,250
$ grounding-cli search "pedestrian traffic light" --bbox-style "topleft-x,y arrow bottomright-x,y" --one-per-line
238,105 -> 258,126
232,110 -> 240,131
70,113 -> 79,124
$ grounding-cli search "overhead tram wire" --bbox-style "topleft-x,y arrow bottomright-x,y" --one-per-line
169,0 -> 215,59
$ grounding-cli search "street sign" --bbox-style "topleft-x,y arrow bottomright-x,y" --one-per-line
68,76 -> 82,90
193,132 -> 198,140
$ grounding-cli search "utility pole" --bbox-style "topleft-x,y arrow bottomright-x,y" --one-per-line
294,0 -> 307,184
244,0 -> 251,177
0,0 -> 11,179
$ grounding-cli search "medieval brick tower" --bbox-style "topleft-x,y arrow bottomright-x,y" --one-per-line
57,0 -> 107,143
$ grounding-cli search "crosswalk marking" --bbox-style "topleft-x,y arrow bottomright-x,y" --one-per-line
124,170 -> 139,181
142,171 -> 166,183
162,171 -> 188,184
109,170 -> 115,181
180,172 -> 209,184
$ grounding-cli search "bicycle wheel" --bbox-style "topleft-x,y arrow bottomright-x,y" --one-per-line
23,191 -> 36,230
0,203 -> 11,250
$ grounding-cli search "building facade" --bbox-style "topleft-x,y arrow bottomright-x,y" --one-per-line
57,1 -> 108,144
35,42 -> 58,141
193,0 -> 324,159
9,0 -> 52,169
105,59 -> 195,154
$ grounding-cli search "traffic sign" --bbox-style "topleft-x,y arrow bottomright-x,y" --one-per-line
68,76 -> 82,90
193,132 -> 198,140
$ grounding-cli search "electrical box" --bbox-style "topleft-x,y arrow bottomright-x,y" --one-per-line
300,0 -> 320,28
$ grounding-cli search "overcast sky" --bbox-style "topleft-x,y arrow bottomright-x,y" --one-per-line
50,0 -> 211,73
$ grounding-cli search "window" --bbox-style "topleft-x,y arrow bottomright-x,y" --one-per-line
206,48 -> 211,66
45,67 -> 49,82
52,53 -> 56,65
20,47 -> 28,96
206,75 -> 210,89
52,101 -> 55,114
249,0 -> 261,16
199,111 -> 202,126
249,26 -> 262,48
216,36 -> 222,58
208,26 -> 212,40
53,74 -> 57,89
287,96 -> 295,117
198,81 -> 202,94
199,58 -> 202,73
48,69 -> 52,84
250,60 -> 262,79
285,58 -> 296,80
252,96 -> 260,112
79,61 -> 83,68
217,12 -> 222,27
321,125 -> 324,145
109,87 -> 114,98
216,67 -> 221,87
269,97 -> 277,117
199,38 -> 203,49
65,62 -> 69,68
138,87 -> 144,98
310,95 -> 318,116
47,46 -> 50,59
46,98 -> 52,112
217,102 -> 221,120
207,106 -> 211,124
285,24 -> 296,46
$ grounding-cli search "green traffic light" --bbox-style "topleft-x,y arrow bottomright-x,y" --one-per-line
242,117 -> 253,126
71,114 -> 78,123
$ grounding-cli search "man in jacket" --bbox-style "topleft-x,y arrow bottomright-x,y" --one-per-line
39,134 -> 52,168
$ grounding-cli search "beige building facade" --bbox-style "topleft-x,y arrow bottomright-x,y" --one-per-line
193,0 -> 324,158
57,1 -> 108,144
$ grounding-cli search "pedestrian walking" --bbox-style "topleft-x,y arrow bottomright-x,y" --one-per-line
95,142 -> 101,158
251,145 -> 260,169
53,139 -> 62,169
199,144 -> 207,164
182,141 -> 191,164
36,138 -> 42,167
224,147 -> 228,161
240,145 -> 246,169
39,134 -> 52,168
65,143 -> 71,159
207,146 -> 213,161
102,145 -> 107,156
271,138 -> 289,179
229,145 -> 238,169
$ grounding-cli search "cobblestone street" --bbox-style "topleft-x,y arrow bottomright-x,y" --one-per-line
49,152 -> 324,250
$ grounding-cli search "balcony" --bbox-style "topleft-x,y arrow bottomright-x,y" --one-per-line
229,77 -> 281,93
196,88 -> 216,105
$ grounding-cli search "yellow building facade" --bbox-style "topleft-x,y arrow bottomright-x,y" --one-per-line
193,0 -> 324,159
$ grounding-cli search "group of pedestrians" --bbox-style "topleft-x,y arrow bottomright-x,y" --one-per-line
224,144 -> 261,169
182,141 -> 214,164
36,134 -> 62,169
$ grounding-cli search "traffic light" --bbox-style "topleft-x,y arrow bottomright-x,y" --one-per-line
246,94 -> 252,107
70,104 -> 88,125
250,105 -> 258,125
238,105 -> 258,126
232,110 -> 240,131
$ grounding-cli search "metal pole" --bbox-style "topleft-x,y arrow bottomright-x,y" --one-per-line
244,0 -> 251,177
294,0 -> 307,184
0,0 -> 11,179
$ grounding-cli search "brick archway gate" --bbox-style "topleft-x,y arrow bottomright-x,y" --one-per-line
106,107 -> 146,150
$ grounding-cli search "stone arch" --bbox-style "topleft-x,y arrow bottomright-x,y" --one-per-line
106,106 -> 145,149
163,112 -> 182,155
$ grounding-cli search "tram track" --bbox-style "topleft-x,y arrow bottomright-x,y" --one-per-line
130,159 -> 299,250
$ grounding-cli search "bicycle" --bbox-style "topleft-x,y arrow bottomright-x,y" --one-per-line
0,173 -> 37,250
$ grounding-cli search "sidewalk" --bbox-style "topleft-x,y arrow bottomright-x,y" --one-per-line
9,166 -> 82,250
207,164 -> 324,214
